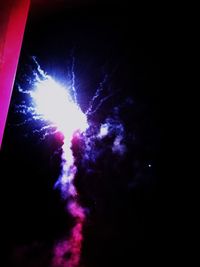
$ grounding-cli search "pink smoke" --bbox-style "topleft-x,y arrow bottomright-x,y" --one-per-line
52,198 -> 86,267
52,134 -> 86,267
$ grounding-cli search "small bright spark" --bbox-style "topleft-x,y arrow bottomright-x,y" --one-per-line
98,123 -> 109,138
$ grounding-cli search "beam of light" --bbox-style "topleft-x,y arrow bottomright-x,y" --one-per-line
0,0 -> 30,149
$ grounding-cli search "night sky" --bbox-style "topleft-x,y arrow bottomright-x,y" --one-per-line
1,1 -> 161,267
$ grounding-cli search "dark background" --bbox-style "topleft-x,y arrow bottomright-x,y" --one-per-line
1,1 -> 161,266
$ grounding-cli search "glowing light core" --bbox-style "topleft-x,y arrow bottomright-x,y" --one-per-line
31,77 -> 88,139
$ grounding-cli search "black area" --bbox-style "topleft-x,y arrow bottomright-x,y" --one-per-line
1,2 -> 161,267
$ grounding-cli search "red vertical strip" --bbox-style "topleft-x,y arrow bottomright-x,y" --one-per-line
0,0 -> 30,149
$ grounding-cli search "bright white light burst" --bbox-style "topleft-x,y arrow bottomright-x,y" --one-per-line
30,76 -> 88,139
